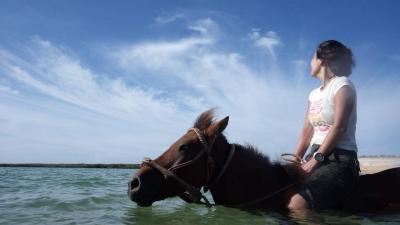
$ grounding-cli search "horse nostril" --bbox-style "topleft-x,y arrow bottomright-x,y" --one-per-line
130,176 -> 141,192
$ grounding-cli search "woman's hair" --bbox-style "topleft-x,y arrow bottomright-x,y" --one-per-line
316,40 -> 355,77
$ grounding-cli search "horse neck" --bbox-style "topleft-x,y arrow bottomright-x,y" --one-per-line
209,142 -> 293,207
208,137 -> 231,182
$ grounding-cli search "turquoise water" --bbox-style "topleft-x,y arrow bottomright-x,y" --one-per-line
1,167 -> 399,225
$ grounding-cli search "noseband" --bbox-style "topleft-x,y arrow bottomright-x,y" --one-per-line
141,128 -> 235,207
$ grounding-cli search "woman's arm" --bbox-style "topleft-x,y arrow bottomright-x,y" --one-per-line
316,85 -> 355,155
294,101 -> 314,159
302,85 -> 356,173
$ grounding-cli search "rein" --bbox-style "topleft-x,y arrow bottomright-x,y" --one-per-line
234,181 -> 300,208
141,128 -> 235,208
230,154 -> 306,207
281,153 -> 306,165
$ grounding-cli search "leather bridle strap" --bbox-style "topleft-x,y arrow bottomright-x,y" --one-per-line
140,128 -> 215,207
140,128 -> 236,208
142,157 -> 212,207
190,128 -> 216,184
203,144 -> 236,192
168,128 -> 214,182
234,181 -> 300,208
190,128 -> 212,153
212,144 -> 235,184
168,148 -> 206,171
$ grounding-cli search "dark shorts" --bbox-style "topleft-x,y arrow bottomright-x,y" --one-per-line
298,145 -> 360,210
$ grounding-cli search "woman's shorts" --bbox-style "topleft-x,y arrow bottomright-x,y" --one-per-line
298,145 -> 360,210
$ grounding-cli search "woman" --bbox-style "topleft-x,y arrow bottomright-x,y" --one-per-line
288,40 -> 360,210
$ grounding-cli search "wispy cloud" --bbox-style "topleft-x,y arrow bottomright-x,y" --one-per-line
155,13 -> 185,25
1,38 -> 184,124
0,37 -> 197,163
248,29 -> 282,60
188,18 -> 220,37
1,17 -> 399,163
109,19 -> 310,158
0,84 -> 19,95
0,20 -> 309,162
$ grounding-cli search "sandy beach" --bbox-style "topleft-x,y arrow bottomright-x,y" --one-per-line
359,157 -> 400,174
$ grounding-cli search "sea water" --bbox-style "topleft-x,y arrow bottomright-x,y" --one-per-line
1,167 -> 399,225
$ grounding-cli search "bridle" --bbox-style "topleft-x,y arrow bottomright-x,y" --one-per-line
141,127 -> 236,208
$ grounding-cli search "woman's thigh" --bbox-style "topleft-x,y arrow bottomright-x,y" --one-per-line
299,156 -> 358,209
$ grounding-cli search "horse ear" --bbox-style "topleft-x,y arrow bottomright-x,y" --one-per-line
206,116 -> 229,136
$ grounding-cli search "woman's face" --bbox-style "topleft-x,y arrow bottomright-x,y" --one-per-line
310,53 -> 322,77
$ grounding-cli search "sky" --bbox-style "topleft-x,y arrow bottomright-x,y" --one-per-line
1,0 -> 400,163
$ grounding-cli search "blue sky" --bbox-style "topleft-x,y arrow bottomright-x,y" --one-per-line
1,0 -> 399,163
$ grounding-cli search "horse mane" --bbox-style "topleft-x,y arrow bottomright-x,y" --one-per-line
193,109 -> 301,180
234,144 -> 274,167
233,143 -> 301,181
193,109 -> 280,168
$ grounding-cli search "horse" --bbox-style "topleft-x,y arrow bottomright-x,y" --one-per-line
127,109 -> 400,212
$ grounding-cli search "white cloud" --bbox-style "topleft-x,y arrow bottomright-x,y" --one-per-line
1,39 -> 186,125
155,13 -> 185,25
0,26 -> 308,162
1,18 -> 399,163
249,29 -> 282,60
0,38 -> 200,163
103,21 -> 400,158
114,36 -> 215,75
109,21 -> 310,159
188,18 -> 220,37
0,84 -> 19,95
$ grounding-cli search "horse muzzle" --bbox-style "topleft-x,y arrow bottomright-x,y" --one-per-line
128,175 -> 154,206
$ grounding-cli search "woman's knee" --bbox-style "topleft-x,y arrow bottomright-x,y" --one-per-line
288,193 -> 310,210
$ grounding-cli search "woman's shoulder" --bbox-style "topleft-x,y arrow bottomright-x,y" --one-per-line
334,76 -> 354,86
331,76 -> 356,95
308,87 -> 322,101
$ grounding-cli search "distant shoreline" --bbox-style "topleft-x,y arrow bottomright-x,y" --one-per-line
0,163 -> 141,169
1,156 -> 399,170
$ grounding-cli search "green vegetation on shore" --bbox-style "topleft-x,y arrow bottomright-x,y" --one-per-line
0,163 -> 140,169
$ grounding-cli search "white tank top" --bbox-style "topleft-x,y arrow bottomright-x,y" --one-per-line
308,76 -> 358,151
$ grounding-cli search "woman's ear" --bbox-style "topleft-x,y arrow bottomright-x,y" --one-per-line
319,59 -> 327,66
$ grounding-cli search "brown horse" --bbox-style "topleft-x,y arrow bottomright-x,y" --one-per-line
128,109 -> 400,212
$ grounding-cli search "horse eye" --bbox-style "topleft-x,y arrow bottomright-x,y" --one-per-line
179,144 -> 190,152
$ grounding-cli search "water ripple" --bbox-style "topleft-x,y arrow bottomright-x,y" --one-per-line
1,167 -> 399,225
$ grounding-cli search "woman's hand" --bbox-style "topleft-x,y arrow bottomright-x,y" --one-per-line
301,158 -> 320,175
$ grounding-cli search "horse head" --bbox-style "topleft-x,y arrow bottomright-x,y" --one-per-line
128,109 -> 229,207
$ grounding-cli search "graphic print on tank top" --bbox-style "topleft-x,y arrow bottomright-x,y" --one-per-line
309,99 -> 331,133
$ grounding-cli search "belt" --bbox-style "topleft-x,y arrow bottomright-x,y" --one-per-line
308,144 -> 358,161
